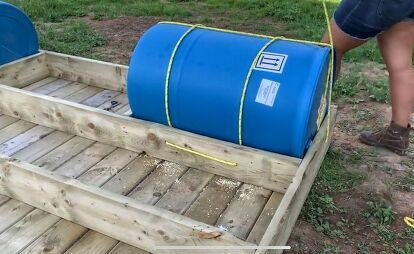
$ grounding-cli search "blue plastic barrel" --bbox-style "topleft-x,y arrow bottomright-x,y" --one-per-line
0,1 -> 38,65
128,23 -> 331,158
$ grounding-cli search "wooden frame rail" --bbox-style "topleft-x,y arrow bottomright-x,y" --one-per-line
0,155 -> 253,253
257,107 -> 337,254
0,84 -> 300,192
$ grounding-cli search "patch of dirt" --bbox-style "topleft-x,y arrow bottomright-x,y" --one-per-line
288,62 -> 413,253
86,16 -> 161,64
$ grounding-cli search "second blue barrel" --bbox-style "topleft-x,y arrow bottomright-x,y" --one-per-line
127,23 -> 331,158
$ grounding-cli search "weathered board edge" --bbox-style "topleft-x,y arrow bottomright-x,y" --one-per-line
0,52 -> 49,88
0,154 -> 254,254
256,107 -> 337,254
0,84 -> 300,192
44,51 -> 128,93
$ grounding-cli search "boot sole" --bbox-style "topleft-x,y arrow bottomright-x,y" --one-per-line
359,136 -> 407,156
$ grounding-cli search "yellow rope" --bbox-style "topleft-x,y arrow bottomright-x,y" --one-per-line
165,24 -> 200,127
405,217 -> 414,229
159,21 -> 331,47
238,37 -> 281,145
162,0 -> 334,163
322,0 -> 335,142
165,141 -> 238,166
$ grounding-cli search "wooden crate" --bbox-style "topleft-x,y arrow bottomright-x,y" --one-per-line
0,51 -> 336,254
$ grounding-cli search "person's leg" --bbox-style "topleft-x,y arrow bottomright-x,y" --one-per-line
377,21 -> 414,127
322,19 -> 366,76
359,22 -> 414,155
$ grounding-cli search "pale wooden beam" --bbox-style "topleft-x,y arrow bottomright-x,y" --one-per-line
256,107 -> 337,254
0,155 -> 253,253
0,52 -> 49,88
0,85 -> 300,192
45,51 -> 128,92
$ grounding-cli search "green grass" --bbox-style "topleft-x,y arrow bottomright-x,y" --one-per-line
6,0 -> 383,63
36,20 -> 105,57
301,149 -> 365,237
7,0 -> 192,21
363,201 -> 394,225
365,77 -> 390,103
333,68 -> 363,100
393,243 -> 414,254
393,173 -> 414,192
317,244 -> 342,254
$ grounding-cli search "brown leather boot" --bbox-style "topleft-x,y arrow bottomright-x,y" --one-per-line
359,122 -> 412,155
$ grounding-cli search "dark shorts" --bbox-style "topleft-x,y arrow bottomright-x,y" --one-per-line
334,0 -> 414,40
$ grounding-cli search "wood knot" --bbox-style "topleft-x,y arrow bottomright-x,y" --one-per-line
43,113 -> 50,119
194,231 -> 222,239
13,111 -> 19,116
56,112 -> 63,118
42,246 -> 54,252
88,123 -> 95,129
147,133 -> 157,141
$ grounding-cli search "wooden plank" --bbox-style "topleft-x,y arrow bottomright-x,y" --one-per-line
77,148 -> 138,187
12,131 -> 74,162
128,161 -> 188,205
22,77 -> 57,91
107,163 -> 196,253
98,93 -> 129,113
19,149 -> 138,254
257,108 -> 337,254
0,155 -> 253,253
48,82 -> 87,98
32,137 -> 94,170
101,155 -> 161,195
185,176 -> 241,225
20,220 -> 88,254
53,143 -> 116,178
81,90 -> 120,107
0,120 -> 35,144
0,85 -> 300,192
0,52 -> 49,88
0,194 -> 9,206
31,79 -> 72,95
117,105 -> 132,116
0,125 -> 54,156
0,210 -> 60,253
45,51 -> 128,92
216,184 -> 272,240
246,192 -> 284,245
51,153 -> 158,254
0,140 -> 112,252
0,77 -> 95,158
64,231 -> 118,254
0,114 -> 18,129
64,86 -> 103,103
156,168 -> 214,214
0,199 -> 34,233
109,243 -> 150,254
0,129 -> 74,224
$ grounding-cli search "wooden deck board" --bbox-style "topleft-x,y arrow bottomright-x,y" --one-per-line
185,176 -> 241,225
246,192 -> 284,245
0,77 -> 297,253
156,168 -> 214,214
20,220 -> 88,254
216,184 -> 272,240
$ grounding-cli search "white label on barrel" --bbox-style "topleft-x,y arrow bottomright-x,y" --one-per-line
255,79 -> 280,107
254,52 -> 288,73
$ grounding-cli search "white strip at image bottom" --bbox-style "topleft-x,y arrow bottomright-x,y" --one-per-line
154,245 -> 291,250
